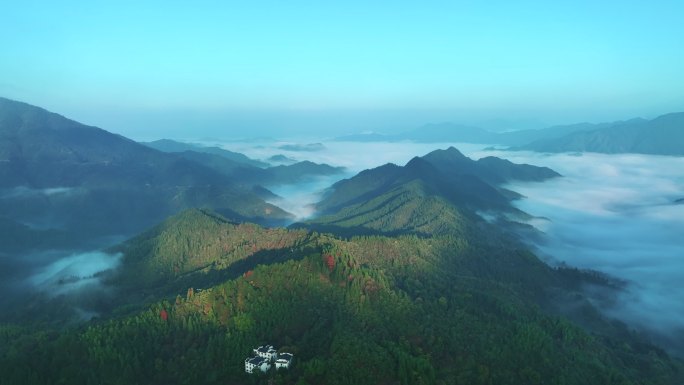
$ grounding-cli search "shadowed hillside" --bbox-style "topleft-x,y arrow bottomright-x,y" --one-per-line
0,98 -> 291,240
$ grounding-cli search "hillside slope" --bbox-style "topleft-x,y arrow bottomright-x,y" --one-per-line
0,98 -> 290,237
1,209 -> 681,385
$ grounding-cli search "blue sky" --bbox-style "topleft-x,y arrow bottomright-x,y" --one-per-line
1,0 -> 683,138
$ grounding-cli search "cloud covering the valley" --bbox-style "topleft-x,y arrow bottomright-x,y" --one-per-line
485,150 -> 684,348
0,248 -> 124,322
28,251 -> 123,296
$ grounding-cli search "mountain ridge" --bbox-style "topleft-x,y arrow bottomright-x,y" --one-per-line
304,147 -> 557,238
334,113 -> 682,155
142,139 -> 269,167
335,120 -> 602,145
0,97 -> 291,238
514,113 -> 684,155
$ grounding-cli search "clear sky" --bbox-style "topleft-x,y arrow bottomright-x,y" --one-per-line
1,0 -> 683,138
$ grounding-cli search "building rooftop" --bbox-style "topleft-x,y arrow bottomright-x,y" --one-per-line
246,356 -> 268,366
256,345 -> 276,353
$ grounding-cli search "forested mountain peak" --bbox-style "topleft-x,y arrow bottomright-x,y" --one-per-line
422,146 -> 470,163
314,147 -> 557,222
304,148 -> 557,238
421,147 -> 560,184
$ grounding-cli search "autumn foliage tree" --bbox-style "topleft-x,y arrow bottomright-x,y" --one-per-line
324,254 -> 335,272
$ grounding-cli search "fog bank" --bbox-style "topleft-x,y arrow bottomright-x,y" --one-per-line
0,248 -> 124,323
487,151 -> 684,350
28,251 -> 122,296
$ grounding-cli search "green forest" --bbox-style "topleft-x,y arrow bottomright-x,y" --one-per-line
1,209 -> 681,385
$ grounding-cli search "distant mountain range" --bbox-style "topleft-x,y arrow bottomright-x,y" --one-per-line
335,122 -> 603,146
143,139 -> 344,186
268,154 -> 298,164
143,139 -> 269,167
278,142 -> 326,152
336,112 -> 684,156
514,113 -> 684,155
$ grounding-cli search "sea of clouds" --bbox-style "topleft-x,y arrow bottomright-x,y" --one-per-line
484,150 -> 684,348
27,250 -> 123,297
0,248 -> 123,321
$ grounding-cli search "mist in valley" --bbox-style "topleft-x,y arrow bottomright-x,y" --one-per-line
0,242 -> 126,323
27,251 -> 122,297
486,151 -> 684,353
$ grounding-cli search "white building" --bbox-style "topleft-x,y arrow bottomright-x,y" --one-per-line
246,345 -> 294,373
275,352 -> 294,369
253,345 -> 277,361
245,356 -> 271,374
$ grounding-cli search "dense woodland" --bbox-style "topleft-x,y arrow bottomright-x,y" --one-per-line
1,209 -> 681,385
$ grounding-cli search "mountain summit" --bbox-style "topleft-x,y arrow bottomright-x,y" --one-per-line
305,147 -> 558,237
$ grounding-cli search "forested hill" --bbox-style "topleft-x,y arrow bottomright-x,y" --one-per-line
108,209 -> 315,299
515,113 -> 684,155
0,97 -> 291,238
1,208 -> 681,384
421,146 -> 560,184
317,146 -> 558,213
305,147 -> 557,237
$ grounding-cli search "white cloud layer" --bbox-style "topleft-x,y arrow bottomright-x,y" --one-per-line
487,150 -> 684,344
0,186 -> 80,199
